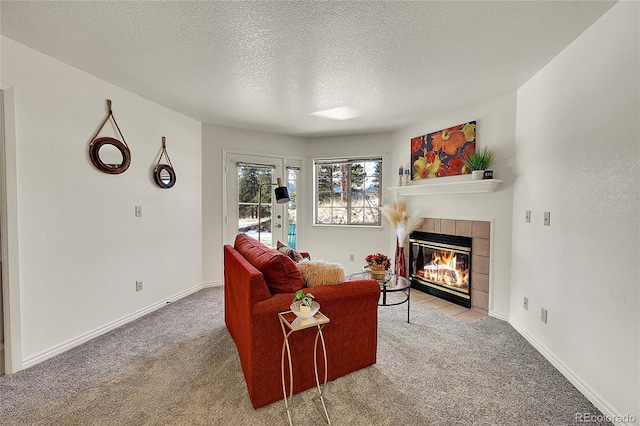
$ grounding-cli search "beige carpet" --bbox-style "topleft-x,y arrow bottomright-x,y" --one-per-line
0,287 -> 610,425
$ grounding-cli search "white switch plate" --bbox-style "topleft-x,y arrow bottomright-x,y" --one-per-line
523,297 -> 529,310
135,206 -> 142,217
544,211 -> 550,226
541,307 -> 548,324
525,210 -> 531,223
136,280 -> 143,291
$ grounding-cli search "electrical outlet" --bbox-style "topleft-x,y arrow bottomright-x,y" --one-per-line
136,280 -> 143,292
541,307 -> 548,324
349,254 -> 355,261
135,206 -> 142,217
523,297 -> 529,310
544,211 -> 550,226
525,210 -> 531,223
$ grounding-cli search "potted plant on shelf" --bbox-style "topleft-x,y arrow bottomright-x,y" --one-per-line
291,290 -> 319,319
364,253 -> 391,280
464,146 -> 498,180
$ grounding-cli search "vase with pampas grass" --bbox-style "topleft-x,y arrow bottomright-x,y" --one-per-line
381,202 -> 423,277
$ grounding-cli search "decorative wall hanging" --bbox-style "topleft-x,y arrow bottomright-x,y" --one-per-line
154,137 -> 176,188
410,121 -> 476,180
89,99 -> 131,174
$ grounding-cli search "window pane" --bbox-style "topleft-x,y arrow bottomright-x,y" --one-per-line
314,157 -> 382,226
317,208 -> 332,224
365,208 -> 380,224
351,191 -> 364,207
332,208 -> 347,224
351,207 -> 364,223
332,192 -> 347,208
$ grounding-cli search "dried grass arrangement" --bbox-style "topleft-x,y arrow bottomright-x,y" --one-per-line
380,202 -> 423,248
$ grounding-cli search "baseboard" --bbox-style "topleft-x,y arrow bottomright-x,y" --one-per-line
488,309 -> 509,322
202,280 -> 222,288
508,319 -> 633,426
22,283 -> 207,369
0,342 -> 4,375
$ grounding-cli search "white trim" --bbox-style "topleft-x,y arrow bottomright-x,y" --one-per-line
0,85 -> 23,374
508,319 -> 630,426
22,283 -> 207,369
202,280 -> 222,288
388,179 -> 502,196
488,310 -> 509,322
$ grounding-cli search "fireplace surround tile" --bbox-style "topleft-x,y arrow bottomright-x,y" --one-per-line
421,218 -> 435,233
455,220 -> 472,237
472,272 -> 489,292
472,221 -> 491,238
472,254 -> 490,275
441,219 -> 456,235
472,237 -> 490,256
471,289 -> 489,311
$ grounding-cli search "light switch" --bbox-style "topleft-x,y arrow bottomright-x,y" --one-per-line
525,210 -> 531,223
135,206 -> 142,217
544,211 -> 550,226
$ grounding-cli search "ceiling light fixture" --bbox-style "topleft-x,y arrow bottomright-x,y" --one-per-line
310,106 -> 360,121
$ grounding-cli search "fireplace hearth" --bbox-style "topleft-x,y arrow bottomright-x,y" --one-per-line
409,231 -> 472,308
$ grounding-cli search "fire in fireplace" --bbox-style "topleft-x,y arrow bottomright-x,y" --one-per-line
409,231 -> 472,308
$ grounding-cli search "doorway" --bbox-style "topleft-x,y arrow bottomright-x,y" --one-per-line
225,153 -> 289,247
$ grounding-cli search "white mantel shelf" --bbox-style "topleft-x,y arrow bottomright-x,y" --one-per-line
388,179 -> 503,196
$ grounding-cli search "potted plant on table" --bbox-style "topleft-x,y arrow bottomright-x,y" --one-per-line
463,146 -> 498,180
364,253 -> 391,280
291,290 -> 319,319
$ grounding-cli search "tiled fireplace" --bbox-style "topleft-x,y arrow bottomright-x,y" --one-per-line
411,218 -> 490,315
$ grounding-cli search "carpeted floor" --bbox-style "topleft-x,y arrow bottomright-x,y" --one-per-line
0,287 -> 610,425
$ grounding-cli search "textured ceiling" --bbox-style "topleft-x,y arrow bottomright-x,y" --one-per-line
1,1 -> 615,137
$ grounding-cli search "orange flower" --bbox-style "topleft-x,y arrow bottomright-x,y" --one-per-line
447,156 -> 465,175
411,136 -> 423,153
431,125 -> 467,155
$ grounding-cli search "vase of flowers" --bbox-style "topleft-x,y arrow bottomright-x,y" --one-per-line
364,253 -> 390,280
381,202 -> 423,277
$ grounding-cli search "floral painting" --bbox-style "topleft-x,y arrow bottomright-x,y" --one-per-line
410,121 -> 476,180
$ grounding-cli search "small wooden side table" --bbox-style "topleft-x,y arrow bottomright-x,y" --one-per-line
278,310 -> 331,426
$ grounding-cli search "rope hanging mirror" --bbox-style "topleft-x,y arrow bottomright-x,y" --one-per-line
154,137 -> 176,188
89,99 -> 131,174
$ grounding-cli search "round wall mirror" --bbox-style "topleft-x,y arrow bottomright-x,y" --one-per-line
89,137 -> 131,174
154,164 -> 176,188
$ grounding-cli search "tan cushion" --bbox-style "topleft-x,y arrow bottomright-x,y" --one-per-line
297,259 -> 346,288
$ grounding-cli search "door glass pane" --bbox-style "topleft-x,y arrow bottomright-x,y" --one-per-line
237,163 -> 274,246
287,168 -> 298,249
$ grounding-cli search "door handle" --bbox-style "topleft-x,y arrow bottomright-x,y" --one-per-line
275,224 -> 282,228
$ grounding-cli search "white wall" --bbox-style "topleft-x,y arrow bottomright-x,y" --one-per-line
2,37 -> 203,367
389,92 -> 517,318
304,133 -> 394,273
201,124 -> 306,285
511,2 -> 639,422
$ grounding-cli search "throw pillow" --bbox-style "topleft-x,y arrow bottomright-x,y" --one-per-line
234,234 -> 305,294
297,259 -> 346,288
276,240 -> 303,262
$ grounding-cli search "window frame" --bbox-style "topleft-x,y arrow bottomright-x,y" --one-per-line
313,156 -> 383,227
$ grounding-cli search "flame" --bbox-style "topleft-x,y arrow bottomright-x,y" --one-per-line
422,250 -> 469,290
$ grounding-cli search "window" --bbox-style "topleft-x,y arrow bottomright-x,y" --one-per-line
314,157 -> 382,226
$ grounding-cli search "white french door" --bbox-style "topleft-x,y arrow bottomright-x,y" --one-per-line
225,153 -> 288,247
